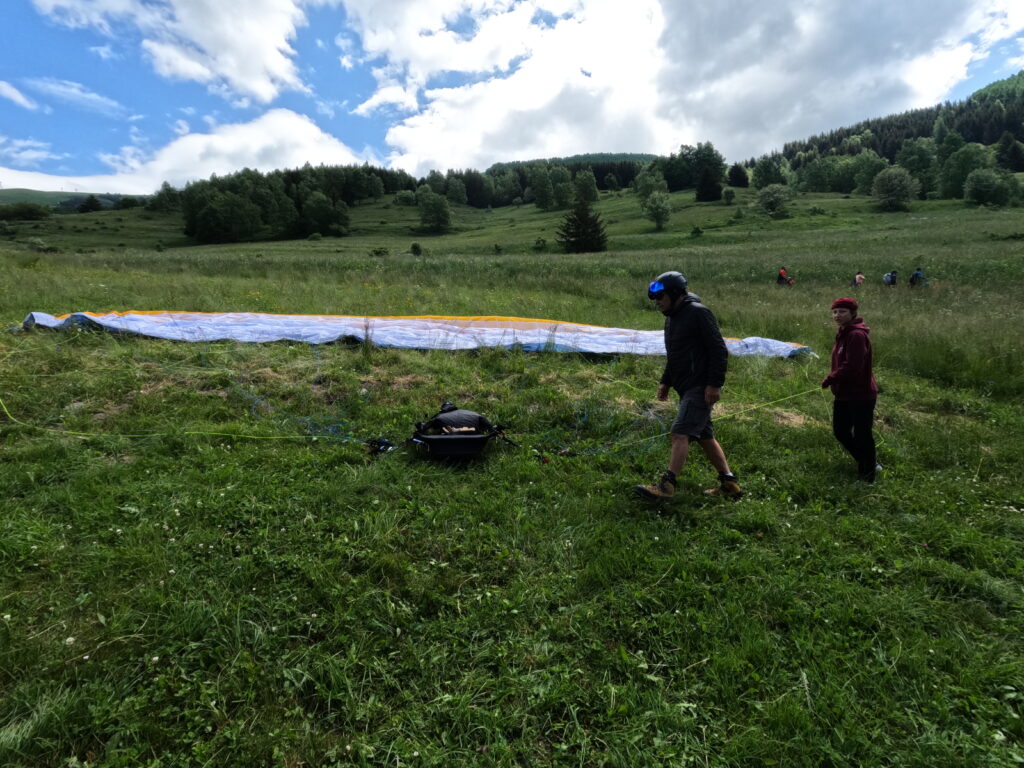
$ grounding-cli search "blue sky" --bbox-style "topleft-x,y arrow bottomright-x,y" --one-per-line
1,0 -> 1022,195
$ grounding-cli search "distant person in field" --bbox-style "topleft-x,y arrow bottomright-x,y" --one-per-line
636,271 -> 742,501
821,297 -> 880,483
777,266 -> 795,285
851,271 -> 865,289
883,270 -> 898,286
909,267 -> 927,287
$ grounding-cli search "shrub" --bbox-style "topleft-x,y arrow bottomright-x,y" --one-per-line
410,242 -> 423,256
307,232 -> 323,240
493,244 -> 502,254
642,191 -> 672,231
114,196 -> 139,210
533,237 -> 547,252
756,184 -> 791,218
0,202 -> 51,221
368,246 -> 389,257
963,168 -> 1016,206
872,166 -> 920,212
417,190 -> 451,233
723,188 -> 736,205
690,226 -> 704,238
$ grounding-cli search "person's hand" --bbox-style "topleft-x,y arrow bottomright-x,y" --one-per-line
820,377 -> 830,389
657,383 -> 669,401
704,386 -> 721,405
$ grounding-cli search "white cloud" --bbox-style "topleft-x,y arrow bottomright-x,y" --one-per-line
33,0 -> 318,103
24,77 -> 125,117
903,44 -> 979,107
142,40 -> 215,83
89,44 -> 116,59
0,136 -> 65,168
172,119 -> 190,136
353,80 -> 419,115
0,81 -> 41,110
18,0 -> 1024,189
649,0 -> 1024,162
0,109 -> 367,194
365,0 -> 676,174
338,0 -> 1024,174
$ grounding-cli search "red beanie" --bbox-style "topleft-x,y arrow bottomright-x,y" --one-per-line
831,297 -> 858,312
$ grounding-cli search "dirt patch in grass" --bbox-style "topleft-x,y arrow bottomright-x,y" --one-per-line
772,409 -> 810,427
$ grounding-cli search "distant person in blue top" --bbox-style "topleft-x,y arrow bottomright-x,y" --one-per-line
909,267 -> 927,287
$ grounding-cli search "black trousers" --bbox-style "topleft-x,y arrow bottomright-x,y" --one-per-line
832,399 -> 876,476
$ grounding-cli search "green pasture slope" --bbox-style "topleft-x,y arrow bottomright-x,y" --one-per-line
1,189 -> 1023,766
0,188 -> 77,207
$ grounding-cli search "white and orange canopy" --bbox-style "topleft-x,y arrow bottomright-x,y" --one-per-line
23,311 -> 811,358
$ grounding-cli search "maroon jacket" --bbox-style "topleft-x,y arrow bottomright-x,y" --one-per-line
822,317 -> 878,401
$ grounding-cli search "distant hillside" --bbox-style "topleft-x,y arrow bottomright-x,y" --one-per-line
779,70 -> 1024,164
0,188 -> 143,212
0,189 -> 73,207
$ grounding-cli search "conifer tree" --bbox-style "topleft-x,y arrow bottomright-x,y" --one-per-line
727,163 -> 749,187
77,194 -> 103,213
556,200 -> 607,253
695,166 -> 723,202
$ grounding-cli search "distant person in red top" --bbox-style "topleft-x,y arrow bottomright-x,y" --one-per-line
821,297 -> 880,482
777,266 -> 795,285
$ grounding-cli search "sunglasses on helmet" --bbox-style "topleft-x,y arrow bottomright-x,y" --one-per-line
648,280 -> 667,300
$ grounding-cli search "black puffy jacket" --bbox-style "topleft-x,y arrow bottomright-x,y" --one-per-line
659,294 -> 728,395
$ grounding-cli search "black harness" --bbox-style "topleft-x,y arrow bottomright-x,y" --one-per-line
410,401 -> 516,459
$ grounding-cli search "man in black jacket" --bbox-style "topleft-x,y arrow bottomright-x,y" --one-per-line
636,271 -> 742,501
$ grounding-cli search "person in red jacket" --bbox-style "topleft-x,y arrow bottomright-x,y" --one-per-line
821,297 -> 880,482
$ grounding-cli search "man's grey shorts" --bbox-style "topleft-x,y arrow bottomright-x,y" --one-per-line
670,386 -> 715,440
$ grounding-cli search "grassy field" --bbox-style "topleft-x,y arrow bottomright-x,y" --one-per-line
1,189 -> 1023,766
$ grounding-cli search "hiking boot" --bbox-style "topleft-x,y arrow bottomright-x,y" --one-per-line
635,471 -> 677,501
704,475 -> 743,499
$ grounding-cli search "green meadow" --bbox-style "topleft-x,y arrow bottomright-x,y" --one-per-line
1,189 -> 1023,766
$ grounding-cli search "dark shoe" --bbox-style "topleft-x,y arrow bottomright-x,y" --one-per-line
704,476 -> 743,499
857,463 -> 882,483
636,471 -> 677,500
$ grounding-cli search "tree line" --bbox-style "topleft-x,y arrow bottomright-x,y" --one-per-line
144,156 -> 655,243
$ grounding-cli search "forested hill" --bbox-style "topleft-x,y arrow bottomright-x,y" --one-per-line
487,152 -> 657,172
486,153 -> 656,188
780,70 -> 1024,164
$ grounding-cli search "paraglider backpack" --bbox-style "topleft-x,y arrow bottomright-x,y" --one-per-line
410,401 -> 515,459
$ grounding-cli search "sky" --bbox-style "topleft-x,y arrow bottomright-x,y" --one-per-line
1,0 -> 1023,195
